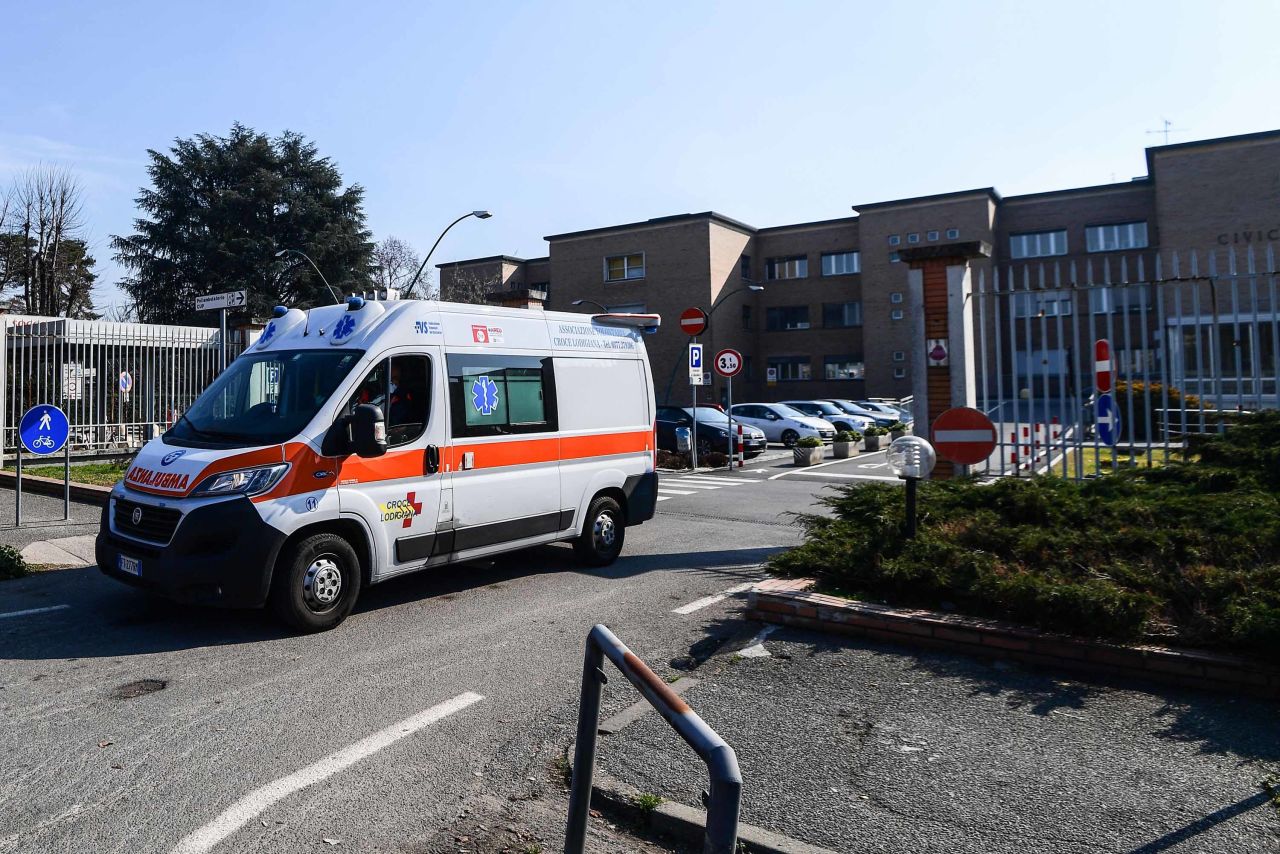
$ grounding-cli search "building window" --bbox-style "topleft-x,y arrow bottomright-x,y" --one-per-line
740,254 -> 751,280
765,306 -> 811,331
1089,286 -> 1149,314
768,356 -> 811,382
607,301 -> 646,313
1086,222 -> 1149,253
743,355 -> 753,381
741,304 -> 752,331
889,251 -> 901,263
927,230 -> 939,241
1009,230 -> 1068,259
604,253 -> 645,282
765,255 -> 808,280
891,308 -> 904,320
824,356 -> 865,381
890,292 -> 903,304
888,235 -> 901,246
822,301 -> 862,328
1013,292 -> 1074,318
946,228 -> 960,239
907,233 -> 920,244
821,251 -> 860,276
892,350 -> 906,362
893,367 -> 907,379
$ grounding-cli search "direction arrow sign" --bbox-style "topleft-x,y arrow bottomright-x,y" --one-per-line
931,406 -> 997,466
195,290 -> 248,311
679,307 -> 708,336
1096,393 -> 1121,446
1094,338 -> 1113,393
714,348 -> 742,378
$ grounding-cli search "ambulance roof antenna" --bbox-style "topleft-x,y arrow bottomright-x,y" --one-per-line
1146,118 -> 1188,146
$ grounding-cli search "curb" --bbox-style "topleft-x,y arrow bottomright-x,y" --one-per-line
0,470 -> 111,506
749,579 -> 1280,700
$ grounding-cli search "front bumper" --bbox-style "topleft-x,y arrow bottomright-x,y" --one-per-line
96,494 -> 288,608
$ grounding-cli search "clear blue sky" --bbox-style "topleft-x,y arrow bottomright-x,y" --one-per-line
3,0 -> 1278,312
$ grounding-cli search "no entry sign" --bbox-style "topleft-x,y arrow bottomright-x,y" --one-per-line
679,307 -> 708,336
931,406 -> 997,466
1094,338 -> 1113,393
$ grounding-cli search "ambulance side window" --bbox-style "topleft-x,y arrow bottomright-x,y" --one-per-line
344,354 -> 432,447
446,354 -> 558,438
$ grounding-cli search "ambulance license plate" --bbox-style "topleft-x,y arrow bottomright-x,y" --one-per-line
117,554 -> 141,576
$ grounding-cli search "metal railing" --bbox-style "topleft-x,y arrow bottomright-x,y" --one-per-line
971,244 -> 1279,479
565,624 -> 742,854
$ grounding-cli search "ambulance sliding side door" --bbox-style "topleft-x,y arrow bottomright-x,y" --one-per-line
335,347 -> 449,578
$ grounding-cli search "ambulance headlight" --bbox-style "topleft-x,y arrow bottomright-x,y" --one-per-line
192,463 -> 291,497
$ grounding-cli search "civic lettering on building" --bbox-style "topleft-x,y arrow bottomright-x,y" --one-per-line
126,466 -> 191,491
1217,227 -> 1280,245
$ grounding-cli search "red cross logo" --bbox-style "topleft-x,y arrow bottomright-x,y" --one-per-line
404,491 -> 422,527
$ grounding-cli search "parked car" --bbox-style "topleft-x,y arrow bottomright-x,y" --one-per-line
781,400 -> 873,434
822,399 -> 898,428
655,405 -> 767,458
729,403 -> 836,447
856,399 -> 914,424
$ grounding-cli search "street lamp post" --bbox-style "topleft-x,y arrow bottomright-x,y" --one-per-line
886,436 -> 937,538
406,210 -> 493,298
571,298 -> 608,313
275,249 -> 344,304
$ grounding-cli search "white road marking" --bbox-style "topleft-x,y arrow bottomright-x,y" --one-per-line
0,604 -> 70,620
678,477 -> 747,486
0,803 -> 89,851
672,582 -> 755,615
788,471 -> 900,481
657,488 -> 696,496
736,625 -> 778,658
170,692 -> 484,854
656,496 -> 672,501
768,457 -> 876,480
663,482 -> 723,490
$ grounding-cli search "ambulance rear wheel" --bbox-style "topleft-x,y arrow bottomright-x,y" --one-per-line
269,532 -> 362,632
575,495 -> 625,567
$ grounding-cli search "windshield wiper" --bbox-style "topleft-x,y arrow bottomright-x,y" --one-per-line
176,412 -> 242,441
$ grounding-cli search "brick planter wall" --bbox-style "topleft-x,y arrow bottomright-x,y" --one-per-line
749,579 -> 1280,699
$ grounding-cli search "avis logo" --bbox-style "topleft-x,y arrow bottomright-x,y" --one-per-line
471,376 -> 499,416
332,314 -> 356,341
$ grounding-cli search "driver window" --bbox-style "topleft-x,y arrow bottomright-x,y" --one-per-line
345,354 -> 431,447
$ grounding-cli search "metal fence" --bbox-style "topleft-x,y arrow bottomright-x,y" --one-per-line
972,245 -> 1278,479
1,316 -> 246,461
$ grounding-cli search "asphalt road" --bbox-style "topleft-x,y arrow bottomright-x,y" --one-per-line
0,475 -> 824,853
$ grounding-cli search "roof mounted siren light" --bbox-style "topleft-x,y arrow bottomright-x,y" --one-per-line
592,312 -> 662,334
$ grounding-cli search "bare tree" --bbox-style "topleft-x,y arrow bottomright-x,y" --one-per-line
439,266 -> 502,305
102,301 -> 139,322
0,166 -> 97,317
372,236 -> 428,298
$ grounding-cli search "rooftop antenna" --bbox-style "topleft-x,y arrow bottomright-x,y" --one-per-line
1146,118 -> 1188,146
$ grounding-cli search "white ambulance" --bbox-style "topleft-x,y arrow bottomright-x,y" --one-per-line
96,298 -> 660,631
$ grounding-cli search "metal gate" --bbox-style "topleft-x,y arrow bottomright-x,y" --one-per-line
972,245 -> 1278,479
1,317 -> 246,460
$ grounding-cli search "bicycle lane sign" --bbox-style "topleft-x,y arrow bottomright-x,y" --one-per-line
20,405 -> 70,455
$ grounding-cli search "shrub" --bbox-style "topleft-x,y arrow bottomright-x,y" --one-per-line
795,436 -> 823,448
1112,380 -> 1203,442
656,450 -> 690,469
0,544 -> 27,580
835,430 -> 862,442
702,451 -> 729,467
864,425 -> 890,437
768,410 -> 1280,659
888,421 -> 908,432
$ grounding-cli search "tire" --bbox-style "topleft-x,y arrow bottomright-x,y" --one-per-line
780,429 -> 800,448
574,495 -> 625,567
268,532 -> 363,632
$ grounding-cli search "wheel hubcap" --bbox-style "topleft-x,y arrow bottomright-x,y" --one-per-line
593,513 -> 616,550
303,556 -> 343,611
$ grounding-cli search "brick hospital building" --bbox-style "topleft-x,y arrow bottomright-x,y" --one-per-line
439,129 -> 1280,406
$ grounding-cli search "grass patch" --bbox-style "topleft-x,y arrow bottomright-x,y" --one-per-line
633,793 -> 664,814
0,544 -> 28,580
4,462 -> 127,486
768,411 -> 1280,660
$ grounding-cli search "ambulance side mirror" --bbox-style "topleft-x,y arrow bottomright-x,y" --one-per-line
351,404 -> 387,458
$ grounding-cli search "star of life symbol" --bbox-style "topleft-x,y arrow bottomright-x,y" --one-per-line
258,321 -> 277,346
332,314 -> 356,341
471,375 -> 499,416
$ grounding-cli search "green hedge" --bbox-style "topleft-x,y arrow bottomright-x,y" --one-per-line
769,410 -> 1280,659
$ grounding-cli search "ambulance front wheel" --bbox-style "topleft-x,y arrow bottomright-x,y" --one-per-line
575,495 -> 625,567
269,532 -> 363,632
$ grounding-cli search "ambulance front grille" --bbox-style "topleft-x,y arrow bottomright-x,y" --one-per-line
114,498 -> 182,544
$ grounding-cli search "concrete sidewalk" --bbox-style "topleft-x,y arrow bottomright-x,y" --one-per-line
0,484 -> 101,554
20,534 -> 96,567
597,621 -> 1280,853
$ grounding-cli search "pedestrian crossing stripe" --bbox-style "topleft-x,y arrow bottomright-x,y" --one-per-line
657,487 -> 696,496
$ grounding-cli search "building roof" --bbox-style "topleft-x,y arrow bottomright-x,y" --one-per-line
435,254 -> 529,269
544,211 -> 757,242
1145,127 -> 1280,175
851,187 -> 999,213
756,215 -> 861,234
1002,178 -> 1153,204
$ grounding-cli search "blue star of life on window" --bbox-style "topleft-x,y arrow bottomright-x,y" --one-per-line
471,375 -> 499,416
333,314 -> 356,340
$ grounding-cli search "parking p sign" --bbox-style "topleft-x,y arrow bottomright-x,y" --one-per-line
688,343 -> 704,385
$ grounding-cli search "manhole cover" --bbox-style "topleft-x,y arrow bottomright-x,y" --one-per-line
113,679 -> 167,700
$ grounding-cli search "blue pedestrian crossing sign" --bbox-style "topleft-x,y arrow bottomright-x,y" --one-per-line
1095,393 -> 1121,447
20,405 -> 70,455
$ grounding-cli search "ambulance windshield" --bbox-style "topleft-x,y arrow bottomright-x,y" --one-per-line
166,349 -> 364,447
